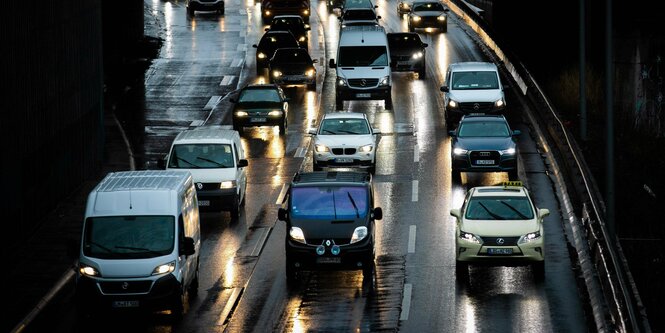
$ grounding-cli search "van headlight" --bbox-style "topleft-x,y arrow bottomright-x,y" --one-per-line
359,144 -> 373,153
459,231 -> 482,244
350,226 -> 368,243
220,180 -> 236,189
412,51 -> 423,59
79,264 -> 101,277
518,231 -> 541,244
495,99 -> 505,108
453,148 -> 468,155
379,76 -> 390,86
306,69 -> 316,77
315,144 -> 330,153
500,148 -> 516,155
235,111 -> 249,117
337,78 -> 348,86
448,99 -> 458,108
289,227 -> 306,243
299,36 -> 307,43
152,261 -> 176,275
437,15 -> 446,21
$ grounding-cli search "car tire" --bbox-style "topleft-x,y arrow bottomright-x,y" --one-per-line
256,66 -> 264,76
440,25 -> 447,33
335,95 -> 344,110
189,261 -> 199,297
171,289 -> 185,321
385,95 -> 393,110
186,6 -> 194,16
409,25 -> 415,32
533,261 -> 545,281
455,261 -> 469,283
418,64 -> 426,79
233,122 -> 242,132
230,196 -> 240,219
279,118 -> 287,135
451,169 -> 461,182
508,166 -> 518,180
219,5 -> 225,15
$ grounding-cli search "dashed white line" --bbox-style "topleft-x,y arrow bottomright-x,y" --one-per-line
276,183 -> 288,204
400,283 -> 413,321
294,147 -> 307,158
204,96 -> 222,109
250,228 -> 271,257
190,120 -> 204,127
217,287 -> 243,326
412,180 -> 418,202
413,144 -> 419,163
231,58 -> 244,67
220,75 -> 235,86
408,225 -> 416,253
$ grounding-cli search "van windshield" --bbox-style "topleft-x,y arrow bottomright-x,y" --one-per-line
338,46 -> 388,66
451,71 -> 499,90
291,186 -> 368,219
83,216 -> 175,259
168,144 -> 234,169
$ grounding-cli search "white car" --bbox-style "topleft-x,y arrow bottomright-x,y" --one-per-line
450,181 -> 550,282
309,112 -> 380,173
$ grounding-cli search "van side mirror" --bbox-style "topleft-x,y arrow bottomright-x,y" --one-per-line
66,239 -> 80,259
512,130 -> 521,136
252,44 -> 258,48
372,207 -> 383,220
312,59 -> 318,63
539,208 -> 550,219
278,208 -> 288,221
308,128 -> 317,135
377,15 -> 381,19
237,159 -> 248,168
265,28 -> 270,31
329,59 -> 336,68
181,237 -> 196,256
372,128 -> 381,135
450,208 -> 461,218
440,86 -> 449,92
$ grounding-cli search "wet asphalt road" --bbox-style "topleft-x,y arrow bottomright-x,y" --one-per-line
23,0 -> 590,332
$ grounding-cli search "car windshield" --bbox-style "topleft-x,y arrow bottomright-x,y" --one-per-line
343,10 -> 376,20
320,118 -> 370,134
271,18 -> 303,31
83,216 -> 175,259
259,34 -> 298,50
168,143 -> 234,168
290,186 -> 369,219
238,88 -> 281,103
388,34 -> 421,48
465,196 -> 535,220
345,0 -> 373,8
451,71 -> 499,89
338,46 -> 388,66
458,121 -> 510,137
272,49 -> 311,63
413,2 -> 444,11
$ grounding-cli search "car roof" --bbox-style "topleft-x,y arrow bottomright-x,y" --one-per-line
470,185 -> 528,197
449,61 -> 498,72
172,126 -> 238,144
322,112 -> 367,120
460,114 -> 507,122
272,15 -> 303,20
292,171 -> 372,186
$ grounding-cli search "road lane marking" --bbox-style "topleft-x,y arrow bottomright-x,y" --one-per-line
190,120 -> 204,127
250,228 -> 271,257
276,183 -> 288,204
204,95 -> 222,109
400,283 -> 413,321
217,287 -> 244,326
408,225 -> 416,253
412,180 -> 418,202
236,44 -> 246,51
295,147 -> 307,158
220,75 -> 235,86
231,58 -> 244,67
413,144 -> 419,162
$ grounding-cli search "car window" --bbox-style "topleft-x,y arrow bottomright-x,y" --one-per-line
238,88 -> 282,103
451,71 -> 499,90
465,196 -> 535,220
320,118 -> 370,134
338,46 -> 388,66
169,143 -> 235,168
458,121 -> 510,137
273,49 -> 311,63
260,33 -> 298,49
83,216 -> 175,259
290,186 -> 369,219
413,2 -> 444,11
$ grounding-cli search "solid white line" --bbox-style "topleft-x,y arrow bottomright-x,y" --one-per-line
400,283 -> 413,321
276,183 -> 288,204
231,58 -> 244,67
408,225 -> 416,253
220,75 -> 235,86
413,144 -> 419,163
112,112 -> 136,171
190,120 -> 204,127
412,180 -> 418,202
294,147 -> 307,158
250,228 -> 271,256
217,287 -> 243,326
204,96 -> 222,109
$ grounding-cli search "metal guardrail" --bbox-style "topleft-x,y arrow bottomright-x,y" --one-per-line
442,1 -> 650,332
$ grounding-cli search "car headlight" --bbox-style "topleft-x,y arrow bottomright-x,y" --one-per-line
500,148 -> 516,155
220,180 -> 236,189
379,76 -> 390,86
411,15 -> 421,22
272,70 -> 282,77
299,36 -> 307,42
235,111 -> 248,117
437,15 -> 446,21
359,144 -> 373,153
264,10 -> 271,16
306,69 -> 316,77
412,51 -> 423,59
337,78 -> 347,86
350,226 -> 368,243
453,148 -> 468,155
303,9 -> 309,15
459,231 -> 482,244
152,261 -> 176,275
315,144 -> 330,153
258,52 -> 266,59
447,99 -> 458,108
495,99 -> 505,108
268,110 -> 283,116
518,231 -> 541,244
79,264 -> 100,277
289,227 -> 306,243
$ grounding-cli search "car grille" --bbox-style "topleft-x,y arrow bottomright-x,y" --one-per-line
307,238 -> 352,245
332,148 -> 357,155
482,236 -> 519,246
195,182 -> 221,190
470,151 -> 500,166
348,78 -> 379,88
99,280 -> 153,294
458,102 -> 495,113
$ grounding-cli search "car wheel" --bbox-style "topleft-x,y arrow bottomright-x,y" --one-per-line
186,7 -> 194,16
171,289 -> 185,321
230,196 -> 240,219
279,118 -> 287,135
451,169 -> 461,182
256,66 -> 264,76
219,5 -> 225,15
455,261 -> 469,283
188,261 -> 199,297
233,122 -> 242,132
409,25 -> 415,32
335,95 -> 344,110
368,161 -> 376,174
418,64 -> 426,79
533,261 -> 545,281
440,25 -> 447,33
385,95 -> 393,110
313,161 -> 323,171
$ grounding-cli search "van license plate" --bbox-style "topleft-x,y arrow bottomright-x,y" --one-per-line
487,248 -> 513,255
112,300 -> 139,308
356,93 -> 371,98
198,200 -> 210,206
475,160 -> 495,165
317,257 -> 341,264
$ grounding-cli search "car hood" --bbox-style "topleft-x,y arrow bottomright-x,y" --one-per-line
182,168 -> 237,184
291,217 -> 368,240
235,101 -> 282,109
448,89 -> 503,103
461,219 -> 539,237
454,136 -> 514,151
411,11 -> 445,17
315,134 -> 375,147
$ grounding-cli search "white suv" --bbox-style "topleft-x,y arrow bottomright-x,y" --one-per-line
440,62 -> 508,126
309,112 -> 381,173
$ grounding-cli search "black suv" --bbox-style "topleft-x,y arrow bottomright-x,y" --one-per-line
266,15 -> 310,49
278,171 -> 383,284
253,30 -> 301,75
230,84 -> 289,134
268,47 -> 317,90
388,32 -> 428,78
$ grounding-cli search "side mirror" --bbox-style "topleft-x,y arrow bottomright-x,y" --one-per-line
265,28 -> 270,31
448,130 -> 456,137
377,16 -> 382,19
66,239 -> 80,259
278,208 -> 288,221
237,159 -> 248,167
312,59 -> 318,63
308,128 -> 317,135
252,44 -> 258,48
440,86 -> 449,92
372,128 -> 381,135
423,43 -> 429,48
181,237 -> 196,256
329,59 -> 336,68
374,5 -> 378,8
512,129 -> 522,136
450,208 -> 461,218
372,207 -> 383,220
539,208 -> 550,219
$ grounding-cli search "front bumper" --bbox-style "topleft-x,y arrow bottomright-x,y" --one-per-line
391,57 -> 424,72
336,85 -> 391,101
451,151 -> 516,173
233,113 -> 284,128
286,237 -> 374,272
273,74 -> 315,86
189,0 -> 224,10
456,239 -> 545,265
409,16 -> 447,29
314,151 -> 375,169
196,188 -> 238,211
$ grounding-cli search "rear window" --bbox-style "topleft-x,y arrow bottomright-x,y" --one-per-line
291,186 -> 369,219
343,9 -> 376,20
388,34 -> 421,48
451,71 -> 499,90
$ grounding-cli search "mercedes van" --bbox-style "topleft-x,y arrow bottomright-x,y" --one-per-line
75,170 -> 201,318
164,126 -> 248,218
329,25 -> 393,110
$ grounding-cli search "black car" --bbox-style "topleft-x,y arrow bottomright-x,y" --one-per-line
449,114 -> 521,180
408,1 -> 449,32
268,47 -> 317,90
278,171 -> 383,285
266,15 -> 311,49
387,32 -> 428,78
230,84 -> 289,134
253,30 -> 301,75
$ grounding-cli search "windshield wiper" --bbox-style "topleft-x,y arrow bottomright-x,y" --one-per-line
176,157 -> 199,168
478,202 -> 505,220
196,156 -> 227,167
322,129 -> 337,134
500,201 -> 529,219
88,241 -> 113,253
337,129 -> 359,134
346,191 -> 360,218
115,246 -> 162,256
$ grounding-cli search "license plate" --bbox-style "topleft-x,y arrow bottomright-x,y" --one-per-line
487,248 -> 513,255
356,93 -> 371,98
475,160 -> 495,165
251,117 -> 266,122
112,300 -> 139,308
335,158 -> 353,163
316,257 -> 342,264
397,61 -> 410,65
198,200 -> 210,206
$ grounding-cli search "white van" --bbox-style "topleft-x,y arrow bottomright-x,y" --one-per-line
164,126 -> 248,218
75,170 -> 200,318
329,25 -> 393,110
